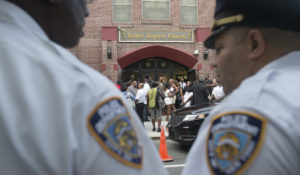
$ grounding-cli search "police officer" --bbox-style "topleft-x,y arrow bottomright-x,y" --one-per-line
183,0 -> 300,175
0,0 -> 167,174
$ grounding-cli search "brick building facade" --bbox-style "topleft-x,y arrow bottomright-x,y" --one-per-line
71,0 -> 216,83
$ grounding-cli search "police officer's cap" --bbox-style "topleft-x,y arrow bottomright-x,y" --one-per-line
204,0 -> 300,49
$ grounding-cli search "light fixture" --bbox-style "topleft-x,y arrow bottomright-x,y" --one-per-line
107,47 -> 112,59
161,61 -> 167,68
194,49 -> 199,56
145,62 -> 151,68
204,49 -> 209,59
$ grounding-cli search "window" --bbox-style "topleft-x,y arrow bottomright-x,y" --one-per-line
180,0 -> 198,24
113,0 -> 132,23
143,0 -> 170,20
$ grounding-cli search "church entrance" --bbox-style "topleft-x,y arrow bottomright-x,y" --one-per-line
122,57 -> 196,82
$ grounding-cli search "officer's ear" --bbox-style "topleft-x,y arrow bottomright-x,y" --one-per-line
43,0 -> 62,5
246,29 -> 266,60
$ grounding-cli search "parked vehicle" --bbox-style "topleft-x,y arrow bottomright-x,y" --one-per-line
167,103 -> 216,145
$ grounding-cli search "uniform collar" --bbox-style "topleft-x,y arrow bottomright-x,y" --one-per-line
0,0 -> 48,40
257,50 -> 300,74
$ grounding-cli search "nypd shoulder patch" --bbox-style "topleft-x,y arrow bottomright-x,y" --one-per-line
87,97 -> 142,169
207,111 -> 267,175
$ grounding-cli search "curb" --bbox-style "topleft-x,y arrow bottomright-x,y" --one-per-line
150,136 -> 161,140
150,136 -> 170,140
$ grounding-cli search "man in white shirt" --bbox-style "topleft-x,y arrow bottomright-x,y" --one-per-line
143,79 -> 150,121
135,83 -> 146,124
0,0 -> 167,174
212,81 -> 225,101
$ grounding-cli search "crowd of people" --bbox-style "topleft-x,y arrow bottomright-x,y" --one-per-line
117,74 -> 225,132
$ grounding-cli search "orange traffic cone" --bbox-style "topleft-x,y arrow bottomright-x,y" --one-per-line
159,126 -> 173,162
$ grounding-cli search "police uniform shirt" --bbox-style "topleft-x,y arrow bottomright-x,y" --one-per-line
182,51 -> 300,175
0,1 -> 167,175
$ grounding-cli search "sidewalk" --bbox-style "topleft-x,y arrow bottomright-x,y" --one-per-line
144,115 -> 169,139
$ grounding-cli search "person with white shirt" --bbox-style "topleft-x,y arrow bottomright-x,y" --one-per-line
143,79 -> 151,121
182,81 -> 193,107
135,83 -> 146,124
211,81 -> 225,101
164,82 -> 177,121
0,1 -> 167,174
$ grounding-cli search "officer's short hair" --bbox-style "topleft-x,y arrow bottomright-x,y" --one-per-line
260,28 -> 300,48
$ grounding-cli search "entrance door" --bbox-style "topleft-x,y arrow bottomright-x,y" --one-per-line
141,71 -> 156,81
141,70 -> 171,81
157,71 -> 170,82
122,57 -> 191,82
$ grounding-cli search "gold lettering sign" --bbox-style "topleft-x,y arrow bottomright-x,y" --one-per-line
119,29 -> 194,43
114,0 -> 131,3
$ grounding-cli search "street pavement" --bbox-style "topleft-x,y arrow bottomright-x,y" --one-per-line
144,115 -> 169,139
146,116 -> 189,175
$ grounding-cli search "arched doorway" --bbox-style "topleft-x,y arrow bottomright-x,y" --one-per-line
122,57 -> 190,82
118,45 -> 198,82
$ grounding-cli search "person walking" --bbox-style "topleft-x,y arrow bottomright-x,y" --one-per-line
0,0 -> 167,174
183,0 -> 300,175
147,82 -> 162,132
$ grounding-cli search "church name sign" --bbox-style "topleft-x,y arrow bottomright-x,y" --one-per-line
119,29 -> 194,43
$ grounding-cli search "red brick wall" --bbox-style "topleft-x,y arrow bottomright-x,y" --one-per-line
71,0 -> 216,83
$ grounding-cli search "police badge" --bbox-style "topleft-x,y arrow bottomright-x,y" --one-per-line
88,97 -> 142,169
207,111 -> 267,175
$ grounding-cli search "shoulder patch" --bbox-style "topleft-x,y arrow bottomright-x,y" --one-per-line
206,111 -> 267,175
87,97 -> 142,169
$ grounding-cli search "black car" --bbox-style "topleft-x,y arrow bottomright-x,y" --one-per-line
167,103 -> 215,145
